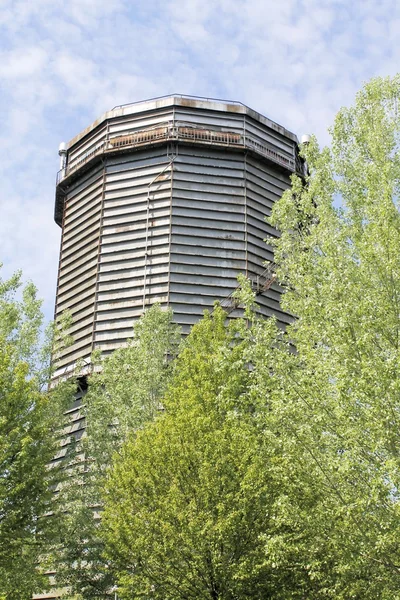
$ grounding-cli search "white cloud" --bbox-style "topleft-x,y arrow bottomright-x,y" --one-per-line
1,0 -> 400,320
0,46 -> 47,77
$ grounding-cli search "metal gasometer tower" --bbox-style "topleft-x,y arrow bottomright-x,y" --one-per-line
54,95 -> 302,377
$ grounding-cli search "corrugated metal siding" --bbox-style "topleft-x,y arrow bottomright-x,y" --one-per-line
54,100 -> 299,374
245,154 -> 285,267
108,108 -> 172,137
244,154 -> 291,329
169,146 -> 245,326
54,166 -> 104,374
93,148 -> 173,352
68,124 -> 108,171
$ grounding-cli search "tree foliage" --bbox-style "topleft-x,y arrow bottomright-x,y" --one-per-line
100,76 -> 400,599
0,267 -> 71,599
85,304 -> 181,471
102,306 -> 323,599
55,305 -> 180,598
265,75 -> 400,597
0,75 -> 393,599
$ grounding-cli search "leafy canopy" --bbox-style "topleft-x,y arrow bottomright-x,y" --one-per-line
266,75 -> 400,598
101,76 -> 400,599
0,267 -> 71,599
54,305 -> 180,599
102,306 -> 322,599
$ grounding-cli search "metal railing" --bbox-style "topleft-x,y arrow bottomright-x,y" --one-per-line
57,122 -> 298,185
218,263 -> 278,315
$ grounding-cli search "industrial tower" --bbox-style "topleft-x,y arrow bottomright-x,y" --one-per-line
54,94 -> 302,379
35,95 -> 304,598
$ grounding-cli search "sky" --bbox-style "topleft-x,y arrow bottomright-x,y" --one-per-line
0,0 -> 399,321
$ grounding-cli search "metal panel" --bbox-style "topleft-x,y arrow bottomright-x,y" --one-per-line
54,96 -> 300,375
54,165 -> 103,370
68,124 -> 108,170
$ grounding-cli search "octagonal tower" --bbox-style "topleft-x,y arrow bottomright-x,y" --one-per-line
54,95 -> 302,377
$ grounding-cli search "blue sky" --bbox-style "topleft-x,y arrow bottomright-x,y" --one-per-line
0,0 -> 399,321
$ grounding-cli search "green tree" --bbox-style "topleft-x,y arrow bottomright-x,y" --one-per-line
0,267 -> 71,599
101,306 -> 322,599
261,75 -> 400,597
101,76 -> 400,599
55,305 -> 181,598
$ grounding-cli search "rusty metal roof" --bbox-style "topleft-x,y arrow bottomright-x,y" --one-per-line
65,94 -> 299,150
